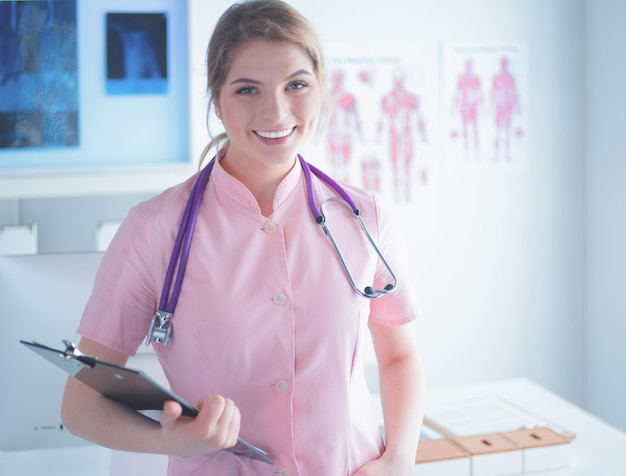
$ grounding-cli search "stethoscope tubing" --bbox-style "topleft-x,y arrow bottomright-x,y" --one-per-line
159,160 -> 214,313
298,155 -> 359,219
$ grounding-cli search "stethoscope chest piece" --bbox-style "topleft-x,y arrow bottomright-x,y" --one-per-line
146,310 -> 173,346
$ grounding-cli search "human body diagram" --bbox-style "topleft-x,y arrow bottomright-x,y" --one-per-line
326,69 -> 363,182
377,71 -> 427,202
490,57 -> 521,161
447,51 -> 525,166
451,59 -> 483,160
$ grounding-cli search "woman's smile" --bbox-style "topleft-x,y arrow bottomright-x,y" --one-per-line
253,127 -> 296,144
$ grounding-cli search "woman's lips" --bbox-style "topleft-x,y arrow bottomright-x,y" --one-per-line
254,127 -> 295,144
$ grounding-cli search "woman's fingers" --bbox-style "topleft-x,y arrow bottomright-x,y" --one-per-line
158,395 -> 240,456
196,395 -> 241,448
160,400 -> 183,429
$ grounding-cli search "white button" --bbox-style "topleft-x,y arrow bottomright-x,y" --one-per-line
272,292 -> 286,305
274,380 -> 289,392
279,469 -> 291,476
263,221 -> 277,233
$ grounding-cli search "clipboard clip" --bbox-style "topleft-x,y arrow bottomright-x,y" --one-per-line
62,339 -> 82,358
61,339 -> 95,369
145,310 -> 173,346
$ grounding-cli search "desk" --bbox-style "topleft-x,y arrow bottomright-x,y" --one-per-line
421,379 -> 626,475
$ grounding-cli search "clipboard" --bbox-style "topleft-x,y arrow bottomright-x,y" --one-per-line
20,339 -> 274,465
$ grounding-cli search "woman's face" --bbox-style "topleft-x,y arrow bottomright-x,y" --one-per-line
215,40 -> 322,170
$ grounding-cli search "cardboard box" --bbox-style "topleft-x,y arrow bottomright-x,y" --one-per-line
455,433 -> 523,476
503,427 -> 572,473
414,438 -> 471,476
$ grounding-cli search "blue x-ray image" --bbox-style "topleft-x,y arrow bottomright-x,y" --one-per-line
0,0 -> 79,149
106,13 -> 168,95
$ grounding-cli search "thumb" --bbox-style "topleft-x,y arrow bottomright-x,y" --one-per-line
160,400 -> 183,428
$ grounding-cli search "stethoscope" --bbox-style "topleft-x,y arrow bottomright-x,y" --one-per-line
146,155 -> 397,346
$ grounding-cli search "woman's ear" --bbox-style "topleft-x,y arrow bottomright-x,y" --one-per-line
213,99 -> 222,120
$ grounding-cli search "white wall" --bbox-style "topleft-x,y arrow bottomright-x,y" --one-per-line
585,0 -> 626,432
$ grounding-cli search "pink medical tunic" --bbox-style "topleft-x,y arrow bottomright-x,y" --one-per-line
77,158 -> 417,475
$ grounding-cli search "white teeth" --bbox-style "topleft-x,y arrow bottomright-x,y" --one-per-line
255,128 -> 293,139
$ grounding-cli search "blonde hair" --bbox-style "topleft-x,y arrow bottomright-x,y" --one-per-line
199,0 -> 327,167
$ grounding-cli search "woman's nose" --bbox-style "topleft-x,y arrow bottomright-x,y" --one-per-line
261,92 -> 289,121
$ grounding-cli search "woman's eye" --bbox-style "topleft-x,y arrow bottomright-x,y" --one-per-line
287,81 -> 308,90
236,86 -> 257,95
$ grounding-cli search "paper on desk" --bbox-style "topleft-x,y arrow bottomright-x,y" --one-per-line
425,397 -> 575,439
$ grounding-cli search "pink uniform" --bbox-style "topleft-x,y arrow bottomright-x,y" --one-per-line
77,158 -> 417,475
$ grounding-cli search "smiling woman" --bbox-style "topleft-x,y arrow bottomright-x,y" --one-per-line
60,2 -> 424,475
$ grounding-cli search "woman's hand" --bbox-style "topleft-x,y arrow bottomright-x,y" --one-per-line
159,395 -> 241,456
353,452 -> 414,476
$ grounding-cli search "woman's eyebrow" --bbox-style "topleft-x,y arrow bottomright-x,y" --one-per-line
287,69 -> 313,79
229,69 -> 313,86
229,77 -> 261,86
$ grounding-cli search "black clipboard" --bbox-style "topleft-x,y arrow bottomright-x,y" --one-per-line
20,339 -> 273,465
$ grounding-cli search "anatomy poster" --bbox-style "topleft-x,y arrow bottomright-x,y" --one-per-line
443,43 -> 528,168
307,43 -> 437,204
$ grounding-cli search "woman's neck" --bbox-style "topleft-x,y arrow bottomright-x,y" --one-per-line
219,150 -> 296,217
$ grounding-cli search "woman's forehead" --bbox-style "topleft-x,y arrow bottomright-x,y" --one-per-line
226,40 -> 316,78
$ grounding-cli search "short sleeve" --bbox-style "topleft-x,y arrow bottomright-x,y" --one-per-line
77,206 -> 159,356
368,195 -> 420,326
